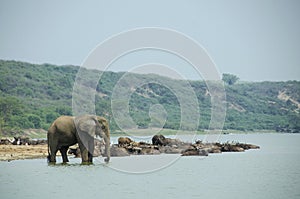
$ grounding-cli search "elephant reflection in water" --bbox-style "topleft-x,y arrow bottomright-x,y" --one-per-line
47,115 -> 110,164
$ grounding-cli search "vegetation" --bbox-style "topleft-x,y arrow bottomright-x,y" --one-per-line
222,73 -> 239,85
0,60 -> 299,137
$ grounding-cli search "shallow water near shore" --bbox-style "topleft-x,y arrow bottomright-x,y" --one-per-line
1,133 -> 300,199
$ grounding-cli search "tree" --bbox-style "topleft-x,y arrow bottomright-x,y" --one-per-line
8,115 -> 32,129
222,73 -> 239,85
27,114 -> 42,128
0,96 -> 24,124
56,106 -> 72,115
46,112 -> 59,123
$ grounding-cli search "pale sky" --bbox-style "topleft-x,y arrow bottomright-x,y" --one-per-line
0,0 -> 299,81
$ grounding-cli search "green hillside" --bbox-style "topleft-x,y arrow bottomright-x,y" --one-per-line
0,60 -> 299,137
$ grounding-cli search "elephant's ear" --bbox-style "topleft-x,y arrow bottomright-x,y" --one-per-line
74,115 -> 98,137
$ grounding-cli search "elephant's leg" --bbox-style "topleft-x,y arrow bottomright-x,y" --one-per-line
60,146 -> 69,163
78,141 -> 89,163
49,147 -> 58,163
87,139 -> 94,163
49,142 -> 58,163
81,148 -> 89,163
48,133 -> 58,163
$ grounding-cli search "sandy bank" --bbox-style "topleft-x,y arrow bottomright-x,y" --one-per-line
0,145 -> 50,161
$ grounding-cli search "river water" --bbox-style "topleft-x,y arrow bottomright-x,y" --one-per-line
0,133 -> 300,199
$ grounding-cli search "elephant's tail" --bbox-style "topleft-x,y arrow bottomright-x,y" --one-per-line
47,131 -> 51,162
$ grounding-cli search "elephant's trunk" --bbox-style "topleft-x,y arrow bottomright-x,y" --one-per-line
95,116 -> 111,163
104,130 -> 110,163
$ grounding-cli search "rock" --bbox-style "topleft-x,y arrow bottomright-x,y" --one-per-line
232,146 -> 245,152
181,149 -> 199,156
181,148 -> 209,156
161,146 -> 182,154
198,149 -> 209,156
39,139 -> 48,145
210,148 -> 222,153
236,143 -> 260,150
221,143 -> 245,152
126,146 -> 142,154
131,141 -> 140,147
141,147 -> 160,155
110,145 -> 130,157
94,139 -> 103,157
166,138 -> 183,146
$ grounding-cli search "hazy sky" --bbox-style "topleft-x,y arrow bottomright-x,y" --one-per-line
0,0 -> 299,81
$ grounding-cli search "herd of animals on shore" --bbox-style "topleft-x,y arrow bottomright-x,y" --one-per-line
0,115 -> 260,163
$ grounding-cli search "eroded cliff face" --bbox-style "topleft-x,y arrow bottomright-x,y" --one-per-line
278,90 -> 300,113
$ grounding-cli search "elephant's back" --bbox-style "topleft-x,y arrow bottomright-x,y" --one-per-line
54,116 -> 75,130
48,116 -> 75,134
48,116 -> 77,145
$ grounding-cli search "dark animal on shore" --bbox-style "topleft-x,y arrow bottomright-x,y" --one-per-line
118,137 -> 133,147
152,134 -> 167,146
11,136 -> 30,145
68,147 -> 81,158
152,134 -> 183,147
47,115 -> 110,164
0,138 -> 13,145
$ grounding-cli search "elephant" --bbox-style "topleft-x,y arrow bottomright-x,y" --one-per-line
47,115 -> 110,164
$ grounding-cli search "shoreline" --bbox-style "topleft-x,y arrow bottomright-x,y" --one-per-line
2,131 -> 296,162
0,131 -> 290,161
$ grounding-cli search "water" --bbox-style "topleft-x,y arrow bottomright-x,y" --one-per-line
1,133 -> 300,199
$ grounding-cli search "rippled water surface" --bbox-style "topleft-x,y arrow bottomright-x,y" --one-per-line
1,133 -> 300,199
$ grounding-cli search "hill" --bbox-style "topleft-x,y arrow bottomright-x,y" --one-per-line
0,60 -> 299,137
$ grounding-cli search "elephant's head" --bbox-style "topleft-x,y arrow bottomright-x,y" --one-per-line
74,115 -> 111,163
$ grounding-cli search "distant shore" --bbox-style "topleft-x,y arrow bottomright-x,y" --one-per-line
110,129 -> 278,137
